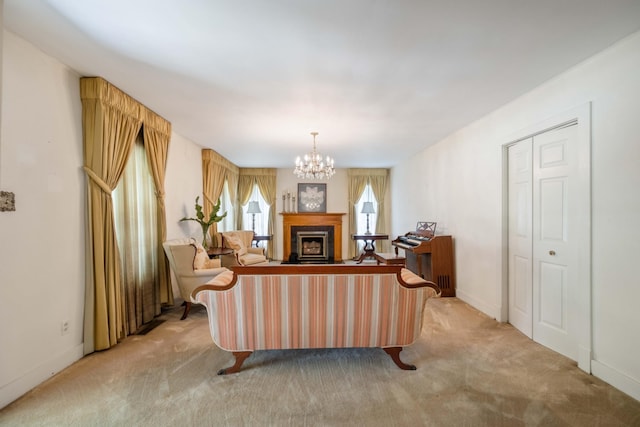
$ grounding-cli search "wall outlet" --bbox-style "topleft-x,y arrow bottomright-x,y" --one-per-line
61,320 -> 69,336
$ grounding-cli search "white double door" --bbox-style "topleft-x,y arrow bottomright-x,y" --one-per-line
508,122 -> 588,364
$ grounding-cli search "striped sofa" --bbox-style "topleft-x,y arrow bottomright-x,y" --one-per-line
191,264 -> 441,374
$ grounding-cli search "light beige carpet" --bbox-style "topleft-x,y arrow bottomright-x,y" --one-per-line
2,297 -> 639,426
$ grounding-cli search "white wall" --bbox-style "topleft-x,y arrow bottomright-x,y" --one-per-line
391,31 -> 640,400
165,134 -> 205,243
0,31 -> 204,408
164,133 -> 206,298
0,31 -> 85,408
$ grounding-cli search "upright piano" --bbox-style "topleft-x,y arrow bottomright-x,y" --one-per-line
392,222 -> 455,297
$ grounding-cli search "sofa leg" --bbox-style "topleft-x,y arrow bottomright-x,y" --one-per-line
218,351 -> 252,375
180,301 -> 191,320
383,347 -> 417,370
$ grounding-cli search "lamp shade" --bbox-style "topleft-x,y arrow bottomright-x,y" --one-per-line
247,201 -> 262,214
361,201 -> 375,214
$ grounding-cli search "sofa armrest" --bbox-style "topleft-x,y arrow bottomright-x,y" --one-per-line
191,270 -> 238,301
399,268 -> 441,296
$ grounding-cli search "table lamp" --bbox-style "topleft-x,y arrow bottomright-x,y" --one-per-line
247,201 -> 261,233
361,202 -> 375,235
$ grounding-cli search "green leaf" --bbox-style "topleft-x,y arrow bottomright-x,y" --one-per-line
180,196 -> 227,228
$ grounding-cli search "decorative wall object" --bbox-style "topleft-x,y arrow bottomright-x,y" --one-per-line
282,190 -> 297,213
297,183 -> 327,213
0,191 -> 16,212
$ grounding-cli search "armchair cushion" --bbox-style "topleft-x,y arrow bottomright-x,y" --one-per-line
193,243 -> 221,270
193,243 -> 209,269
223,233 -> 248,257
238,252 -> 268,266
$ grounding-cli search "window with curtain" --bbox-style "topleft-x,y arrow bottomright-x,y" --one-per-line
217,179 -> 235,232
242,184 -> 269,236
355,183 -> 378,240
113,132 -> 160,334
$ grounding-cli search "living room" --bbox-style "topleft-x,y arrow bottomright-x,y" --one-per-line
1,1 -> 640,420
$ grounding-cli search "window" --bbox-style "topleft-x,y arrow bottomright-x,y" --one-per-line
355,183 -> 378,235
242,184 -> 269,236
217,179 -> 235,233
113,133 -> 159,332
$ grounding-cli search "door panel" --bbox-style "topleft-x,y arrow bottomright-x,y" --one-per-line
540,178 -> 568,241
533,124 -> 578,361
508,139 -> 533,337
539,140 -> 568,167
539,262 -> 567,330
513,255 -> 530,313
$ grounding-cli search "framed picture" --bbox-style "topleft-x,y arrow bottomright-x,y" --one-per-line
297,183 -> 327,213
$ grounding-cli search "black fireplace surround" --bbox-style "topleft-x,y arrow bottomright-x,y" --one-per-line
288,226 -> 334,263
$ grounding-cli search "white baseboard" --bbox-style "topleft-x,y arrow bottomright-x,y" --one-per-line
578,346 -> 592,373
0,344 -> 84,409
455,289 -> 502,321
592,360 -> 640,402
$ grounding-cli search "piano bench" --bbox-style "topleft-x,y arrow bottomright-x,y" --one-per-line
374,252 -> 406,266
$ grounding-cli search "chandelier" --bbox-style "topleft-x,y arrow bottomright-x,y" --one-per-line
294,132 -> 335,180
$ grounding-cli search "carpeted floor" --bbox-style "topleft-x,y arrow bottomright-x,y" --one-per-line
1,297 -> 639,426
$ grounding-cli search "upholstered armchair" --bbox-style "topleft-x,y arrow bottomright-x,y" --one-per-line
163,238 -> 229,319
218,230 -> 269,266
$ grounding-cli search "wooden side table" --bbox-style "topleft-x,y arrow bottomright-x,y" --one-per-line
351,234 -> 389,263
207,247 -> 234,259
252,234 -> 272,248
374,252 -> 406,266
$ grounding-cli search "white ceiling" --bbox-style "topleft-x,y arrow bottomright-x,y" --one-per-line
5,0 -> 640,168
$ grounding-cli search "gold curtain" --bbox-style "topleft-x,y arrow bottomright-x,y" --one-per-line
368,169 -> 390,252
81,77 -> 143,352
236,172 -> 255,229
250,168 -> 277,259
142,107 -> 172,306
347,171 -> 369,259
226,166 -> 239,225
81,77 -> 172,353
202,149 -> 239,239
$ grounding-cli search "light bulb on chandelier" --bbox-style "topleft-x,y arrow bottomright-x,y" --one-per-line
294,132 -> 335,180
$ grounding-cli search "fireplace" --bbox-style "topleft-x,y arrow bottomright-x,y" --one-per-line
281,213 -> 345,262
296,231 -> 329,262
291,227 -> 333,263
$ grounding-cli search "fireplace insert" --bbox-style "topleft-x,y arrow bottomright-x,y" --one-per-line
287,225 -> 335,263
297,231 -> 329,262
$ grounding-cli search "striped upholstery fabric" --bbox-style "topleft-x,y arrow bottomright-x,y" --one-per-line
193,270 -> 437,352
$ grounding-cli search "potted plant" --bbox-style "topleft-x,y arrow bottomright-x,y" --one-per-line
180,196 -> 227,248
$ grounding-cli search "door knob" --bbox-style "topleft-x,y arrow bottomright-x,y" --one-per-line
549,250 -> 556,256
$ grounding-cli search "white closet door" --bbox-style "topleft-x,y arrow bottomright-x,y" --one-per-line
532,123 -> 580,361
508,139 -> 533,338
506,105 -> 591,372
